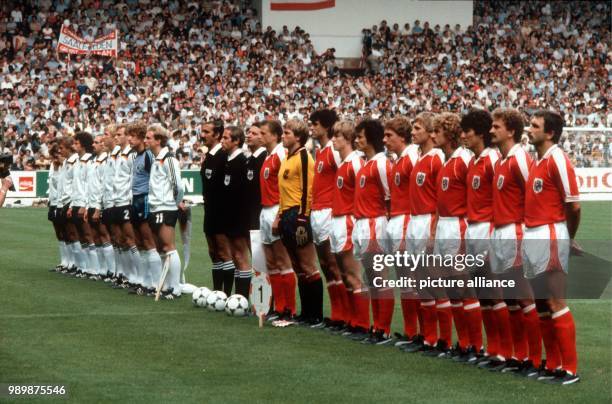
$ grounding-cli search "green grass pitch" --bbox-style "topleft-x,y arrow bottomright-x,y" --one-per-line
1,202 -> 610,403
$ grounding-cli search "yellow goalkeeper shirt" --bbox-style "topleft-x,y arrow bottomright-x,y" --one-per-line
278,147 -> 314,215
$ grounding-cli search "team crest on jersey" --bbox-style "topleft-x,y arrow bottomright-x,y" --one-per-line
533,178 -> 544,193
205,169 -> 212,179
283,169 -> 289,180
263,167 -> 270,179
247,169 -> 254,181
224,175 -> 231,186
497,175 -> 505,190
472,175 -> 480,190
394,172 -> 401,186
337,176 -> 344,189
317,161 -> 324,173
441,177 -> 449,191
416,172 -> 426,186
359,175 -> 366,188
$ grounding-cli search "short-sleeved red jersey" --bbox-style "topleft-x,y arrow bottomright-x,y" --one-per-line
312,141 -> 341,210
409,148 -> 445,215
467,147 -> 500,223
436,147 -> 473,217
332,150 -> 363,216
492,144 -> 533,227
354,152 -> 391,219
260,143 -> 286,207
390,144 -> 419,216
525,145 -> 580,227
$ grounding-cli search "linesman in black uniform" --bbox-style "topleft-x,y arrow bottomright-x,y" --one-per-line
219,126 -> 252,297
245,122 -> 267,231
200,120 -> 232,292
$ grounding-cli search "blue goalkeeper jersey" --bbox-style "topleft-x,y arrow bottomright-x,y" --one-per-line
132,149 -> 153,196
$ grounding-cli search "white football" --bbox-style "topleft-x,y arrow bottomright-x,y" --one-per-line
225,294 -> 249,317
196,287 -> 211,307
206,290 -> 227,311
192,288 -> 203,306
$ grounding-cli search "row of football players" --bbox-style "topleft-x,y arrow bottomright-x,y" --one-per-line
47,123 -> 187,299
198,109 -> 580,385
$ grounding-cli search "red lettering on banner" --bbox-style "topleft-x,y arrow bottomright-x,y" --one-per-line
603,172 -> 611,189
19,177 -> 33,192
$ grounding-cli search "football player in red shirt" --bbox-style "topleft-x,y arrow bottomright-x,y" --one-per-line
309,109 -> 348,328
524,110 -> 581,385
382,116 -> 420,347
259,120 -> 296,321
488,108 -> 542,375
460,109 -> 501,364
329,120 -> 368,335
401,112 -> 445,354
352,119 -> 394,345
428,113 -> 479,359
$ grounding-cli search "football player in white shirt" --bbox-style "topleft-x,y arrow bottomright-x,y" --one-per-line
87,134 -> 114,280
57,137 -> 86,275
111,125 -> 141,289
145,124 -> 185,299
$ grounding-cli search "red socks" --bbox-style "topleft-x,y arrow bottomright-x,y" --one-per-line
508,305 -> 528,360
522,304 -> 543,367
463,298 -> 483,350
420,300 -> 438,346
552,308 -> 578,375
400,294 -> 419,337
352,289 -> 371,330
327,281 -> 344,322
280,269 -> 296,315
540,312 -> 561,370
374,288 -> 395,334
436,299 -> 453,346
451,300 -> 469,349
493,302 -> 513,360
481,305 -> 499,356
269,271 -> 284,313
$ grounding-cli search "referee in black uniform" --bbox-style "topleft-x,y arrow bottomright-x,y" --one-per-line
200,120 -> 232,292
220,126 -> 253,298
245,122 -> 267,231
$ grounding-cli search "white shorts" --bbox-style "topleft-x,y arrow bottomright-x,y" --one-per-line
330,215 -> 355,254
490,223 -> 524,274
386,214 -> 410,253
310,208 -> 332,245
465,221 -> 493,258
433,216 -> 467,256
352,216 -> 387,259
406,213 -> 435,255
522,222 -> 570,279
259,205 -> 280,245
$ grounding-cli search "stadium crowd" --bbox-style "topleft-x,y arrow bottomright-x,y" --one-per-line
0,0 -> 610,171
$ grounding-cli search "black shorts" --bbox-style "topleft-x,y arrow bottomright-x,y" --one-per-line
87,207 -> 98,223
48,205 -> 56,222
71,206 -> 84,224
148,210 -> 179,233
55,206 -> 70,225
101,208 -> 114,226
203,205 -> 223,235
178,206 -> 191,225
279,207 -> 313,250
113,205 -> 134,224
131,194 -> 150,224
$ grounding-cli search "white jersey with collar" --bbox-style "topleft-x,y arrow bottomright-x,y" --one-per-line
48,163 -> 60,207
88,152 -> 108,210
57,153 -> 79,208
149,147 -> 184,213
70,152 -> 94,208
112,144 -> 135,207
103,145 -> 121,209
